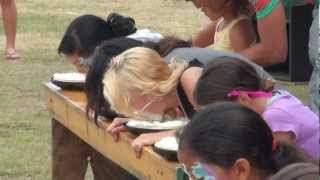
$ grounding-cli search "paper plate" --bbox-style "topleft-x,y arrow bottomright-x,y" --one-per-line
51,72 -> 85,90
153,136 -> 178,161
125,119 -> 187,135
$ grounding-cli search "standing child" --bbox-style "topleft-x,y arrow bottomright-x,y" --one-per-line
191,0 -> 256,52
194,57 -> 320,159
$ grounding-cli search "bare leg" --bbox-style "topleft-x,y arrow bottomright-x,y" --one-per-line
1,0 -> 19,58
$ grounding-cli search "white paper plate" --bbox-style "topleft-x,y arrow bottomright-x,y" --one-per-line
52,72 -> 86,83
154,136 -> 178,152
126,119 -> 187,130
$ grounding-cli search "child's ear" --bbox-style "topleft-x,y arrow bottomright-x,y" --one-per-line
237,93 -> 252,107
231,158 -> 251,180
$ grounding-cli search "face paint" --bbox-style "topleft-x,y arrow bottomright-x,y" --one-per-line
192,162 -> 217,180
181,162 -> 217,180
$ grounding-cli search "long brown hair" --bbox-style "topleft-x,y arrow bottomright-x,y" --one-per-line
194,56 -> 272,105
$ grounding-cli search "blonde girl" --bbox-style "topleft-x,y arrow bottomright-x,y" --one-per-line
103,47 -> 202,157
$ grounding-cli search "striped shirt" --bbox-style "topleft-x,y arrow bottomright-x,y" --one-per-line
250,0 -> 319,19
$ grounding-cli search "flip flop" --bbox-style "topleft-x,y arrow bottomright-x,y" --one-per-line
5,51 -> 20,60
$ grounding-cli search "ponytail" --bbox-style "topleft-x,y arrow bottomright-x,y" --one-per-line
106,13 -> 137,37
157,58 -> 188,95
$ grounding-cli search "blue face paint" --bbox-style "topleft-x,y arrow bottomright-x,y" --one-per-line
181,162 -> 217,180
192,162 -> 216,180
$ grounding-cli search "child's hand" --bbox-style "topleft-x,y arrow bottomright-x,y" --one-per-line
131,130 -> 176,158
106,117 -> 129,142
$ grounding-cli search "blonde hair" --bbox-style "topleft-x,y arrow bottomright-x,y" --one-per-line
103,47 -> 188,118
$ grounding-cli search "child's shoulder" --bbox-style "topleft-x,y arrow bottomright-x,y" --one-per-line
264,90 -> 318,121
229,15 -> 256,51
229,16 -> 253,32
266,90 -> 301,109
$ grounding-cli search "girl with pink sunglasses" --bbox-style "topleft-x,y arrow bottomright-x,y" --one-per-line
194,57 -> 319,159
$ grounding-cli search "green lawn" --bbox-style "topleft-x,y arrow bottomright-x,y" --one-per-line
0,0 -> 309,179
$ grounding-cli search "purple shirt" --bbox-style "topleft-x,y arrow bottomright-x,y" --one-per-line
262,90 -> 320,159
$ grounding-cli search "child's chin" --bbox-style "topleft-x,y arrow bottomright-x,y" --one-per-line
202,10 -> 221,21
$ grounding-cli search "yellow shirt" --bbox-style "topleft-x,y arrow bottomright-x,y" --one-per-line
213,16 -> 252,52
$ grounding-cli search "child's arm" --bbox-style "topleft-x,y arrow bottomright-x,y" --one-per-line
230,19 -> 256,52
131,130 -> 176,158
192,21 -> 216,47
240,1 -> 287,65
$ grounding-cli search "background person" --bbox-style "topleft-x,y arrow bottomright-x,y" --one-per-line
1,0 -> 19,59
189,0 -> 288,65
191,0 -> 256,52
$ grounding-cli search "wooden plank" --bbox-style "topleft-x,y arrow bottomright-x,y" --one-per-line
43,83 -> 178,180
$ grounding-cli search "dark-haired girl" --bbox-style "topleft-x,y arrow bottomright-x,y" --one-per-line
194,58 -> 319,159
178,102 -> 317,180
58,13 -> 137,73
58,13 -> 162,73
54,13 -> 143,180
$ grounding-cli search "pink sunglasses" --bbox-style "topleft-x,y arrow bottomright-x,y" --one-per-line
227,90 -> 272,98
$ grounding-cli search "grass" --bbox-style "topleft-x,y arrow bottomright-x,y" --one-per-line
0,0 -> 309,179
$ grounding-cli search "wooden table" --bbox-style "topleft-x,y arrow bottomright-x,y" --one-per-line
44,83 -> 180,180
